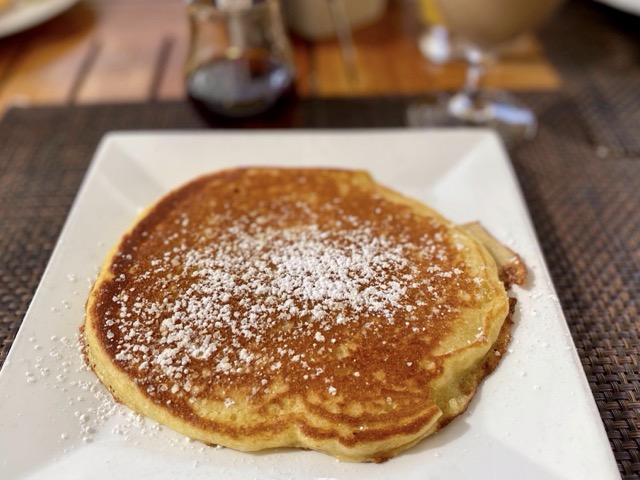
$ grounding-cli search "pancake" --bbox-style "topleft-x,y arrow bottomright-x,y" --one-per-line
83,167 -> 526,462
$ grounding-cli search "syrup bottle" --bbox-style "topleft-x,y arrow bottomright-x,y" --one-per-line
186,0 -> 296,118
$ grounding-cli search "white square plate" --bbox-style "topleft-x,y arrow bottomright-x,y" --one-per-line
0,130 -> 619,479
0,0 -> 79,39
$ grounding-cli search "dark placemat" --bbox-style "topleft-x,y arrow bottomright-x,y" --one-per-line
540,0 -> 640,157
0,94 -> 638,478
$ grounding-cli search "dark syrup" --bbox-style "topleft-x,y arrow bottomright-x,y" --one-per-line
187,55 -> 295,118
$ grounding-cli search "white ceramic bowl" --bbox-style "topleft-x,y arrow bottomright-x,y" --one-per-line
281,0 -> 388,40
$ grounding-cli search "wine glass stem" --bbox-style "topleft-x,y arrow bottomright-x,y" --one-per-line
463,47 -> 485,101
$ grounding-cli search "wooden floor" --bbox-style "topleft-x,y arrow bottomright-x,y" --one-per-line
0,0 -> 561,114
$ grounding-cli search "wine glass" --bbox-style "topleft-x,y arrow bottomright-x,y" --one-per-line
409,0 -> 565,143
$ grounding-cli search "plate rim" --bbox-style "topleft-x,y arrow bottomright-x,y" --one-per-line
0,0 -> 79,39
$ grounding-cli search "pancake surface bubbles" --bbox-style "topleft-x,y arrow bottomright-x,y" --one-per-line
84,168 -> 513,462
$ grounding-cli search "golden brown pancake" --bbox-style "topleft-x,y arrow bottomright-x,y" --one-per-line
83,168 -> 525,462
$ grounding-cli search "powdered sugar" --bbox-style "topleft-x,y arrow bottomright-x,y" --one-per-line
184,224 -> 413,324
98,196 -> 476,404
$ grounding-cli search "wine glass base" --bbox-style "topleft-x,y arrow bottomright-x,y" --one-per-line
448,89 -> 537,139
407,90 -> 537,146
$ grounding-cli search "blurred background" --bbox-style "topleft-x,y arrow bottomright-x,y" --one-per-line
0,0 -> 591,114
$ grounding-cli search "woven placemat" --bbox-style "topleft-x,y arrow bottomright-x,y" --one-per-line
540,1 -> 640,157
0,94 -> 638,478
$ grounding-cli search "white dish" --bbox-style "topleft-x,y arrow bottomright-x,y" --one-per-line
0,0 -> 78,39
596,0 -> 640,16
0,130 -> 619,479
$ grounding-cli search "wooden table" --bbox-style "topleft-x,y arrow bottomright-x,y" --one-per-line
0,0 -> 561,115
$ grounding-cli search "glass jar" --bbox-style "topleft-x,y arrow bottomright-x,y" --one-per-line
185,0 -> 296,118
